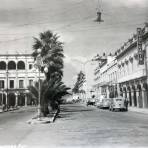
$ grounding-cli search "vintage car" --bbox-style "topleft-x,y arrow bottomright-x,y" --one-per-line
95,95 -> 106,108
86,98 -> 95,106
109,96 -> 126,111
102,98 -> 110,109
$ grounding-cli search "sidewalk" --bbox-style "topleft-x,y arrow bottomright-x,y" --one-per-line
128,107 -> 148,114
0,105 -> 37,114
0,106 -> 19,113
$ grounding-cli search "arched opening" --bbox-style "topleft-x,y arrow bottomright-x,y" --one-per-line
123,87 -> 127,98
109,85 -> 114,98
119,87 -> 123,97
127,86 -> 132,106
143,83 -> 148,108
17,61 -> 25,70
0,93 -> 6,105
143,83 -> 148,90
18,93 -> 25,106
132,85 -> 137,107
0,61 -> 6,70
8,61 -> 16,70
8,93 -> 16,107
137,84 -> 143,108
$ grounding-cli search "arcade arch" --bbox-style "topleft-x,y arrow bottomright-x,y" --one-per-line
0,61 -> 6,70
17,61 -> 25,70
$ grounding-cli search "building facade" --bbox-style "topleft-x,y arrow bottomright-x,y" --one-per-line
94,56 -> 118,99
116,24 -> 148,108
0,54 -> 45,107
95,23 -> 148,109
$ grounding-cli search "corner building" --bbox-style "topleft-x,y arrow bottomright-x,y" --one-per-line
0,54 -> 45,107
116,24 -> 148,108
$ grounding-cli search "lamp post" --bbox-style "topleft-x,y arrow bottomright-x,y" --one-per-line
35,49 -> 42,120
35,49 -> 49,120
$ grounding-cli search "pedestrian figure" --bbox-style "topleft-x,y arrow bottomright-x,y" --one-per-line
124,97 -> 129,111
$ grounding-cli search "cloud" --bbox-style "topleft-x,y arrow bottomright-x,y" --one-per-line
64,54 -> 88,73
59,33 -> 74,44
64,54 -> 91,65
106,0 -> 147,7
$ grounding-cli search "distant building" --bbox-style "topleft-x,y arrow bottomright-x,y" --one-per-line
0,54 -> 45,107
94,56 -> 117,98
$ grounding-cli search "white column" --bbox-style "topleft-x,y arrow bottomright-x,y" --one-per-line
15,93 -> 18,107
1,92 -> 3,105
25,94 -> 27,106
5,93 -> 8,109
142,88 -> 148,108
136,90 -> 139,108
131,90 -> 134,107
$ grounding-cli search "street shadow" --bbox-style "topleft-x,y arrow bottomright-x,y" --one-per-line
57,104 -> 93,120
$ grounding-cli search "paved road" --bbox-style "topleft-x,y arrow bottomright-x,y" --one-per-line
0,104 -> 148,147
0,106 -> 37,146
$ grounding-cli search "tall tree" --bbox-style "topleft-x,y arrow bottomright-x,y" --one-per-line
72,71 -> 86,93
28,80 -> 70,116
32,30 -> 64,81
31,30 -> 69,116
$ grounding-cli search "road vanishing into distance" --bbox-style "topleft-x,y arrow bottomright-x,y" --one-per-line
0,104 -> 148,147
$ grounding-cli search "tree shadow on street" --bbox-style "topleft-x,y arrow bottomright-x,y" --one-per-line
57,104 -> 93,119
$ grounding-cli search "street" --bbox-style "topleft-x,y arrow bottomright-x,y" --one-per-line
0,106 -> 37,146
0,104 -> 148,147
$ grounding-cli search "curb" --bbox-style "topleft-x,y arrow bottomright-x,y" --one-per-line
128,108 -> 148,115
0,107 -> 19,114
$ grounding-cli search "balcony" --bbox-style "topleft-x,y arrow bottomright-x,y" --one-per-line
118,68 -> 146,83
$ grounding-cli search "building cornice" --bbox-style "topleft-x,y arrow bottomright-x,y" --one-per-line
0,53 -> 32,57
116,30 -> 148,59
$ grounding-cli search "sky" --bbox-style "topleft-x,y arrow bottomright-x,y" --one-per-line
0,0 -> 148,87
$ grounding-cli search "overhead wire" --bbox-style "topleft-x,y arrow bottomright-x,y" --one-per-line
0,1 -> 147,42
0,18 -> 146,43
0,1 -> 87,29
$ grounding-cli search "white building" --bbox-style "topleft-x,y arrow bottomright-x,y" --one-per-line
0,54 -> 45,107
116,23 -> 148,108
95,23 -> 148,109
94,56 -> 117,98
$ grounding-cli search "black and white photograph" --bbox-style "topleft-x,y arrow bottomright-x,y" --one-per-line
0,0 -> 148,147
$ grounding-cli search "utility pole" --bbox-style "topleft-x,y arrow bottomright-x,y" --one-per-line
35,53 -> 42,120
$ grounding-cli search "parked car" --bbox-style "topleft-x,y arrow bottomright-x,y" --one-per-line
95,95 -> 105,108
109,96 -> 126,111
87,99 -> 95,106
102,98 -> 110,109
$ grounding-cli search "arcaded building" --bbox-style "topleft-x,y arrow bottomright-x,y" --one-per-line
116,24 -> 148,108
94,23 -> 148,109
0,54 -> 45,107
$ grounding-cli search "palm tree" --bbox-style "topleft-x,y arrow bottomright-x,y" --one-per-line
31,30 -> 69,116
72,71 -> 86,93
32,30 -> 64,81
28,79 -> 70,116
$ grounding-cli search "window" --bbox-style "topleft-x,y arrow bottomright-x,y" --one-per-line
10,80 -> 14,88
17,61 -> 25,70
0,61 -> 6,70
8,61 -> 16,70
0,80 -> 4,88
29,64 -> 33,70
19,80 -> 24,88
29,80 -> 33,86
